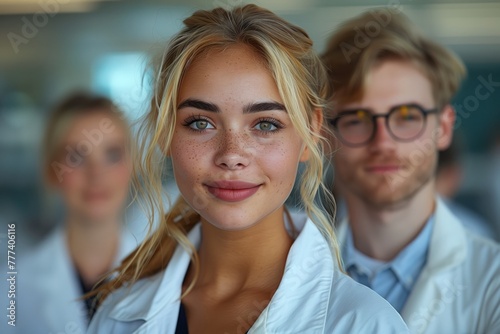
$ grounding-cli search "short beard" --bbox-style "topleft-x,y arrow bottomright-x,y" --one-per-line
351,155 -> 437,211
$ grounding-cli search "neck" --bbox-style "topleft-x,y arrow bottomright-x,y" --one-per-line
345,181 -> 436,261
66,214 -> 121,288
187,206 -> 293,298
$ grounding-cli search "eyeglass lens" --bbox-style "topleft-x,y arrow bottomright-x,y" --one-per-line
336,105 -> 427,145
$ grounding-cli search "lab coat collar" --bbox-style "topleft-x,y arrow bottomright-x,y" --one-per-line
39,227 -> 141,331
39,229 -> 89,332
108,224 -> 200,323
421,197 -> 467,273
337,197 -> 468,333
251,215 -> 335,332
108,212 -> 336,333
400,198 -> 468,332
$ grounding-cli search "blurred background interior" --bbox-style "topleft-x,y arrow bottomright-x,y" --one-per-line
1,0 -> 500,251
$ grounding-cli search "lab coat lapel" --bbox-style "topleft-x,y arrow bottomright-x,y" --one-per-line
43,228 -> 141,332
42,230 -> 88,333
336,219 -> 348,255
108,214 -> 332,333
338,198 -> 468,333
108,224 -> 202,333
401,198 -> 467,333
250,216 -> 334,333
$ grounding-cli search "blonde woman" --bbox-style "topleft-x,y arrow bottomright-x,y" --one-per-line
1,93 -> 138,334
88,5 -> 408,334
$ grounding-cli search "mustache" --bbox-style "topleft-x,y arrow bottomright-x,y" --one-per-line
362,154 -> 404,166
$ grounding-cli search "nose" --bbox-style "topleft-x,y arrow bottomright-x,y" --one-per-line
84,156 -> 106,181
368,117 -> 396,152
214,130 -> 251,170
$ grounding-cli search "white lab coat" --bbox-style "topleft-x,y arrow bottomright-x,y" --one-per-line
337,198 -> 500,334
88,212 -> 409,333
0,228 -> 139,334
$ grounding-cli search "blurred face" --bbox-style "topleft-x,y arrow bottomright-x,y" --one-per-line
329,60 -> 453,208
50,111 -> 132,222
170,45 -> 309,230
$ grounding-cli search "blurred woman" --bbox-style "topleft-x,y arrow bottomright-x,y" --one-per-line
8,93 -> 138,334
87,5 -> 408,334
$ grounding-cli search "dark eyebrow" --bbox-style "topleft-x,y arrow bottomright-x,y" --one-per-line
177,99 -> 220,112
243,102 -> 287,114
177,99 -> 286,114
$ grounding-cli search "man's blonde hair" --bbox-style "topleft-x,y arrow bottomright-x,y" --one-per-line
321,8 -> 466,109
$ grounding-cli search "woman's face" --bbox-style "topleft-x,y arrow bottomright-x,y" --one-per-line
51,111 -> 132,223
170,44 -> 309,230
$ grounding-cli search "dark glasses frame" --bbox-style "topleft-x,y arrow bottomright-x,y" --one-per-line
328,103 -> 439,147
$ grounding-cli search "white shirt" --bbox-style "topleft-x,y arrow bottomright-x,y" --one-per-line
0,228 -> 138,334
337,198 -> 500,334
88,212 -> 409,333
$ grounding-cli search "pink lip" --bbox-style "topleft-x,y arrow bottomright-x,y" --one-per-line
365,165 -> 401,174
205,180 -> 261,202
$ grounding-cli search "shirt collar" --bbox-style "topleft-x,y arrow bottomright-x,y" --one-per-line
343,225 -> 383,277
344,215 -> 435,290
391,216 -> 434,288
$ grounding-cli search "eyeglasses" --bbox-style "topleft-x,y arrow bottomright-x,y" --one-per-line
328,104 -> 438,147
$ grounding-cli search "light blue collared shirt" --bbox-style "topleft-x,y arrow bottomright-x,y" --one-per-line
343,216 -> 435,312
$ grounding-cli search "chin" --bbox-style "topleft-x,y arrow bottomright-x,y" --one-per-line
79,208 -> 116,224
213,224 -> 256,231
202,214 -> 261,231
358,183 -> 420,209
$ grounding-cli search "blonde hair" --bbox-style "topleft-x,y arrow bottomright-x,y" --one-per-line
92,4 -> 339,304
321,8 -> 466,109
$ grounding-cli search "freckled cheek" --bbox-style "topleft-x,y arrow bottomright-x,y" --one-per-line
171,140 -> 209,189
259,143 -> 301,193
172,142 -> 201,170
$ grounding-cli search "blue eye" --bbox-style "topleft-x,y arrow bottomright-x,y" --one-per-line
256,122 -> 278,131
254,118 -> 283,133
184,118 -> 214,131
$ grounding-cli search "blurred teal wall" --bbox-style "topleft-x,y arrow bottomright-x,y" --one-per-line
453,63 -> 500,153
